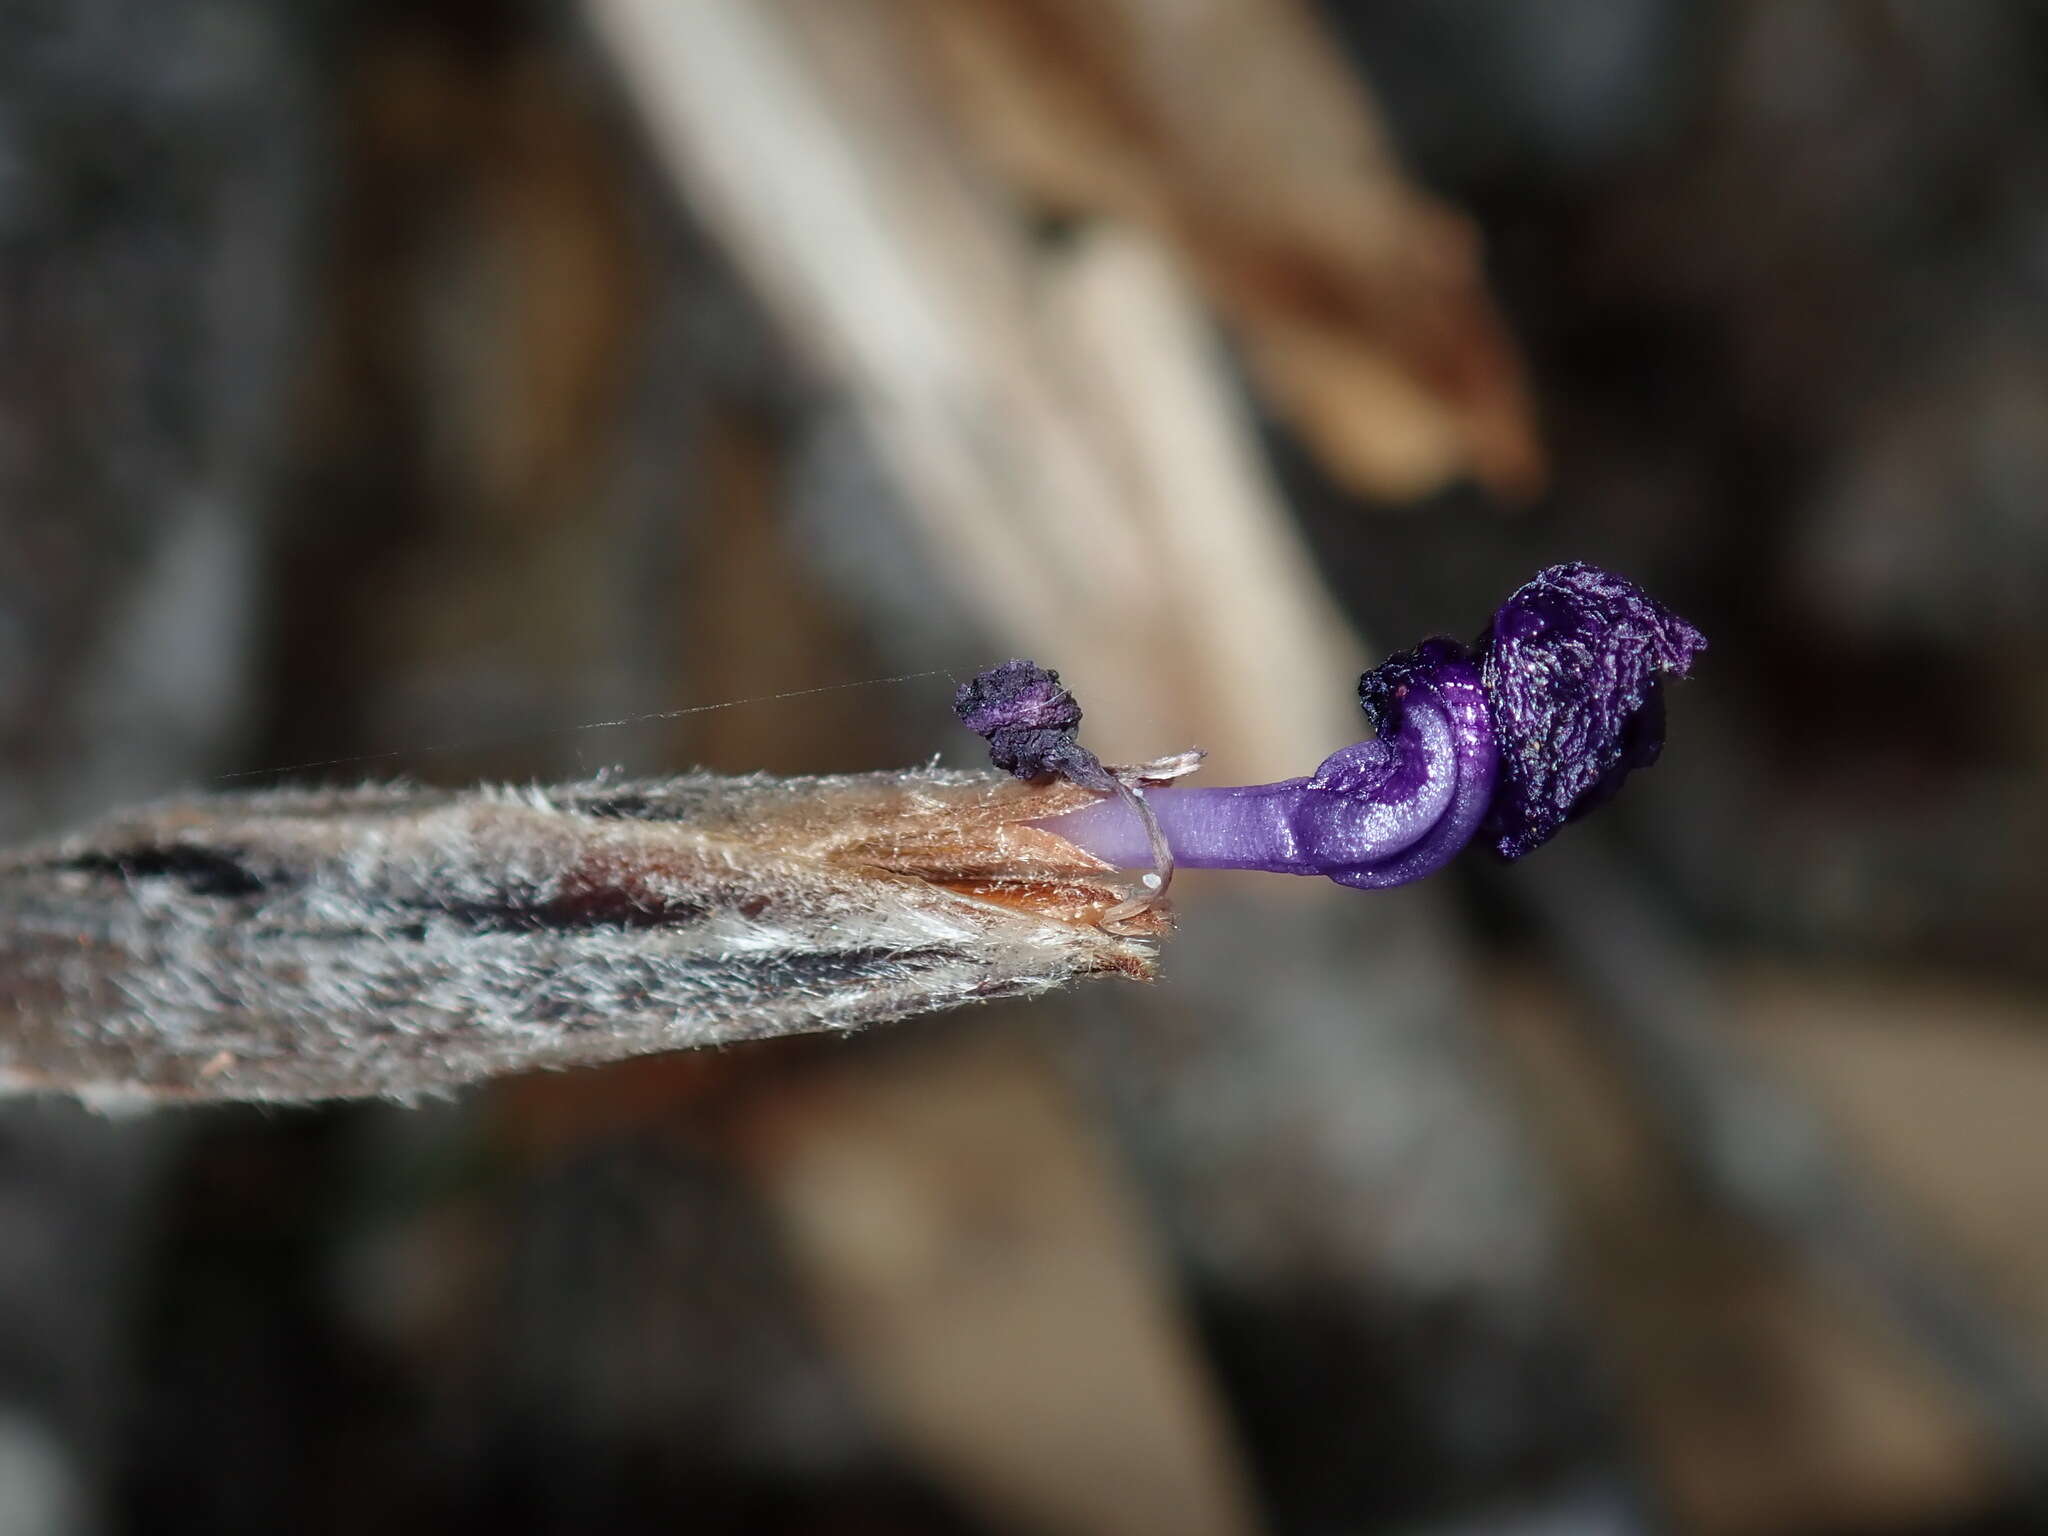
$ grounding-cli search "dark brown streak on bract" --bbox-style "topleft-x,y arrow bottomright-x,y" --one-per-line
57,847 -> 268,899
431,849 -> 716,933
52,842 -> 724,936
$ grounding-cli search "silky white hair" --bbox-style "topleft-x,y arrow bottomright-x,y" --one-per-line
0,770 -> 1159,1104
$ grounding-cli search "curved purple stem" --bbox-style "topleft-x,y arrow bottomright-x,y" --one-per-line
1035,645 -> 1497,890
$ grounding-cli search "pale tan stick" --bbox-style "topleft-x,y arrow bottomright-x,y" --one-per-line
583,0 -> 1364,781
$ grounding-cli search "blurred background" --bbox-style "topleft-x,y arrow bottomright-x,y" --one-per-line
4,1 -> 2048,1532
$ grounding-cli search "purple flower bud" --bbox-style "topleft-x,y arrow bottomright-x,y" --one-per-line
953,660 -> 1115,792
1478,561 -> 1707,859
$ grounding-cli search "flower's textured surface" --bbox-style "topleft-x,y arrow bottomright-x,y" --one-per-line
953,660 -> 1115,791
1477,561 -> 1707,859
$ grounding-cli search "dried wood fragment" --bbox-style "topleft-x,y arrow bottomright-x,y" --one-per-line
0,770 -> 1164,1105
898,0 -> 1545,501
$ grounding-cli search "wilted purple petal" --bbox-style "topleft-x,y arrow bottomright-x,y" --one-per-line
953,660 -> 1114,791
1478,561 -> 1707,860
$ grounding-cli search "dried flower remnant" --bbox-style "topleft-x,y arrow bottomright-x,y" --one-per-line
992,563 -> 1704,890
952,659 -> 1114,791
1478,561 -> 1708,859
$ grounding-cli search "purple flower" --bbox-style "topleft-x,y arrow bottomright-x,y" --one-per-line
962,563 -> 1704,894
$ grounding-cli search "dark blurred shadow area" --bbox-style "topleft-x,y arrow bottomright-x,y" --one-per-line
3,2 -> 2047,1533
